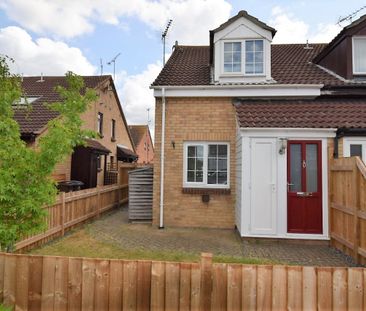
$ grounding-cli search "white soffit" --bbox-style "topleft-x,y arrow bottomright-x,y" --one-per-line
152,84 -> 323,98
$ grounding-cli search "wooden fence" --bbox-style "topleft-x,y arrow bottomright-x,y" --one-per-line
329,156 -> 366,265
15,184 -> 129,252
0,252 -> 365,311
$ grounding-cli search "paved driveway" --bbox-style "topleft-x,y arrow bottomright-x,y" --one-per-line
86,206 -> 359,267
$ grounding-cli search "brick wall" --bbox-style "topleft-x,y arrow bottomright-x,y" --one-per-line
30,80 -> 134,186
135,129 -> 154,165
153,97 -> 236,229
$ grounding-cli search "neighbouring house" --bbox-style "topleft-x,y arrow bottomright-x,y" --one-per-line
151,10 -> 366,240
129,125 -> 154,165
14,75 -> 137,189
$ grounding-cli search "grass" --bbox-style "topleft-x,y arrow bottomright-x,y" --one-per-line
30,228 -> 276,265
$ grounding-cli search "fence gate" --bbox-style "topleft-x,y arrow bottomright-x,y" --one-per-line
128,166 -> 153,221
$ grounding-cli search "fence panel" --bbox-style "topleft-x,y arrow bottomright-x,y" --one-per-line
1,252 -> 365,310
330,157 -> 366,265
14,184 -> 128,252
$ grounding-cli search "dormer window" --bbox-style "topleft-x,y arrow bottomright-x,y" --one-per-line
222,39 -> 265,76
353,37 -> 366,75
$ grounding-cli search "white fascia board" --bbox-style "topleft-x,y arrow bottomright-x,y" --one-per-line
151,84 -> 323,98
239,128 -> 337,138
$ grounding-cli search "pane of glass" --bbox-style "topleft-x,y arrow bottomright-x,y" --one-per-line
196,158 -> 203,171
187,171 -> 195,182
188,146 -> 196,157
350,144 -> 363,158
290,144 -> 302,192
233,42 -> 241,52
196,171 -> 203,182
196,145 -> 204,157
224,64 -> 232,72
254,63 -> 264,74
224,53 -> 232,63
208,158 -> 216,171
255,40 -> 264,51
233,64 -> 241,72
208,171 -> 217,184
208,145 -> 217,157
246,40 -> 254,52
246,52 -> 254,62
245,63 -> 254,74
233,52 -> 241,62
306,144 -> 318,193
218,159 -> 227,170
218,172 -> 227,184
224,42 -> 232,52
255,51 -> 264,62
188,158 -> 195,170
218,145 -> 227,157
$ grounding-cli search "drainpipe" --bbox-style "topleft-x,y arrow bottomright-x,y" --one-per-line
159,88 -> 166,229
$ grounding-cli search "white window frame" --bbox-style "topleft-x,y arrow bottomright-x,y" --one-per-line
244,39 -> 265,76
352,36 -> 366,75
183,141 -> 230,189
221,39 -> 265,77
222,40 -> 243,75
343,137 -> 366,163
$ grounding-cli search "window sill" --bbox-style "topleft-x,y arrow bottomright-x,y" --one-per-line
182,188 -> 231,195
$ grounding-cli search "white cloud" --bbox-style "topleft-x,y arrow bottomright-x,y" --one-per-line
0,0 -> 232,43
0,26 -> 96,75
270,6 -> 341,44
116,61 -> 162,140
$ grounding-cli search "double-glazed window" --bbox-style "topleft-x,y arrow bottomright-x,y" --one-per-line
223,39 -> 264,75
184,142 -> 229,188
353,37 -> 366,74
344,138 -> 366,163
97,112 -> 103,136
111,119 -> 116,141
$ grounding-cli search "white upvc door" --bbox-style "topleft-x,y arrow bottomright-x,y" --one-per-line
249,138 -> 277,235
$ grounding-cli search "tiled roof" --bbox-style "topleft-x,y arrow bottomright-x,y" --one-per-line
85,138 -> 111,154
129,125 -> 148,147
152,44 -> 349,87
14,75 -> 110,134
234,98 -> 366,129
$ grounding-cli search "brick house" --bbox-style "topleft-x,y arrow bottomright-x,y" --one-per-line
151,11 -> 366,240
129,125 -> 154,165
15,75 -> 136,189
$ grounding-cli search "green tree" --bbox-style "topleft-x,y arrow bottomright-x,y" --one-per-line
0,57 -> 97,251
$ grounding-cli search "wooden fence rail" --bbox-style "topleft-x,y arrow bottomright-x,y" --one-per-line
330,156 -> 366,265
15,184 -> 129,252
0,252 -> 365,310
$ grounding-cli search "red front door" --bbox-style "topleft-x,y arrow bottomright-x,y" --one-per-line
287,141 -> 322,234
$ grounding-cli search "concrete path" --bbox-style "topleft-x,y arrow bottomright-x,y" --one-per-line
87,207 -> 359,266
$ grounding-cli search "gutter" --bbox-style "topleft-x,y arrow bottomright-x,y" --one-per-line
159,87 -> 166,229
150,84 -> 324,90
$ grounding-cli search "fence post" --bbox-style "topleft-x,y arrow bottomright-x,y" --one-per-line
353,161 -> 360,263
200,252 -> 213,311
61,192 -> 66,236
97,187 -> 101,218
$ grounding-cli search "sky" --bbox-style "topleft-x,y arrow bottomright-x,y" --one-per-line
0,0 -> 365,139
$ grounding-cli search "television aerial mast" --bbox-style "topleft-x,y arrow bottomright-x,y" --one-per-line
338,6 -> 366,25
107,52 -> 121,80
162,19 -> 173,66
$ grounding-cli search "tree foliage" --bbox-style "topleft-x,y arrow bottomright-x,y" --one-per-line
0,57 -> 97,251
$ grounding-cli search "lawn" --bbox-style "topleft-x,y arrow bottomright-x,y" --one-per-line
30,227 -> 276,265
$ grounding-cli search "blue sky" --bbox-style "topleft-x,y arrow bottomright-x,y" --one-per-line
0,0 -> 365,130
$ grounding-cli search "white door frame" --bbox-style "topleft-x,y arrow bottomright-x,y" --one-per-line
240,128 -> 336,240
